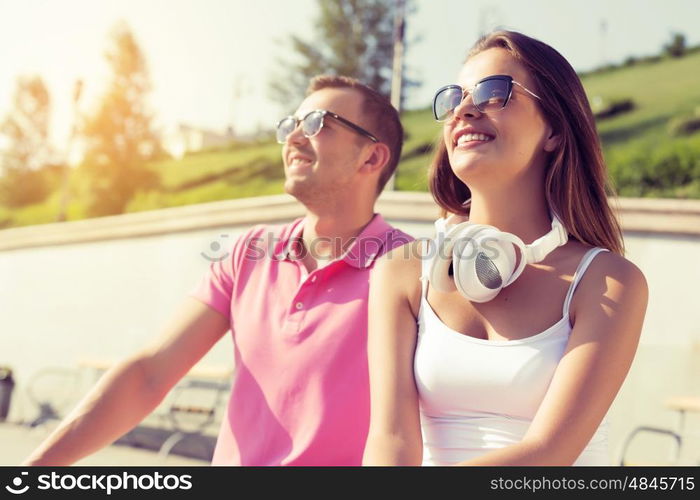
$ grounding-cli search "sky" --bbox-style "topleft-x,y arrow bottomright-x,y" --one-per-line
0,0 -> 698,156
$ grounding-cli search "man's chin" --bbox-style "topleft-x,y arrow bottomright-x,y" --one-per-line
284,178 -> 311,201
285,178 -> 335,207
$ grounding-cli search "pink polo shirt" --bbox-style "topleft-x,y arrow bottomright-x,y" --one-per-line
190,214 -> 413,465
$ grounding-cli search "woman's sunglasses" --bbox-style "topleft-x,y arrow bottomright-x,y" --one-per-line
276,109 -> 379,144
432,74 -> 542,121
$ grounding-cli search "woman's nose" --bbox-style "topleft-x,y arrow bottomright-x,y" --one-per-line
453,92 -> 482,120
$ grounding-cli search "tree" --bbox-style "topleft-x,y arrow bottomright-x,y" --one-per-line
0,75 -> 53,207
79,21 -> 161,217
268,0 -> 419,107
663,32 -> 687,58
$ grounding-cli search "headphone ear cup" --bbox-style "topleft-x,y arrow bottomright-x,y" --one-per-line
428,225 -> 460,293
428,216 -> 551,303
428,254 -> 455,293
452,232 -> 518,302
428,222 -> 488,294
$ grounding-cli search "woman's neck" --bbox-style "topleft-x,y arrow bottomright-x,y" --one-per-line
466,177 -> 553,244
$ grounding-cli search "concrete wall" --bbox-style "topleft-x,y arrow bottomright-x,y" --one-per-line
1,192 -> 699,463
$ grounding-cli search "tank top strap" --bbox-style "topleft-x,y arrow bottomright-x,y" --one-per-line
562,247 -> 610,316
419,238 -> 431,300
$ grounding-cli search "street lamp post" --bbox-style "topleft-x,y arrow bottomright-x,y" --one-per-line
387,0 -> 406,192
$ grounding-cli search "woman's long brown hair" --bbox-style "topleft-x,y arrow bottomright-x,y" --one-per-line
429,30 -> 624,255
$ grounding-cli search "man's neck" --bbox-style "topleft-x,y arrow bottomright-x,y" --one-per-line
298,208 -> 376,272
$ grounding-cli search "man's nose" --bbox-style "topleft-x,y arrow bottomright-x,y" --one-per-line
286,121 -> 308,145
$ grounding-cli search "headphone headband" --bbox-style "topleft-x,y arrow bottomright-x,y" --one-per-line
524,215 -> 568,264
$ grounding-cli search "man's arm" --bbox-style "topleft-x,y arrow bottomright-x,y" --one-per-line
23,297 -> 229,466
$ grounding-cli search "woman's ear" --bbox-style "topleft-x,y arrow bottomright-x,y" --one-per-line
543,128 -> 560,152
360,142 -> 391,174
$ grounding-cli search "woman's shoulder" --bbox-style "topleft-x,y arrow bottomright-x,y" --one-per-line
568,243 -> 648,326
374,238 -> 427,277
376,238 -> 428,267
550,241 -> 643,279
573,244 -> 646,289
373,239 -> 427,316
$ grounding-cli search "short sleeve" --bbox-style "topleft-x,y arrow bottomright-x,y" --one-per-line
188,221 -> 297,322
189,240 -> 239,321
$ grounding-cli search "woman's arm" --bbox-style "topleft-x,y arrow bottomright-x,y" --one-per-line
363,242 -> 424,465
458,252 -> 648,465
23,297 -> 230,466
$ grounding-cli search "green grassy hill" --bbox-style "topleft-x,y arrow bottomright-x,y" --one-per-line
3,51 -> 700,227
583,52 -> 700,147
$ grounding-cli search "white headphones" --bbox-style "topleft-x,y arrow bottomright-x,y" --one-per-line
428,213 -> 568,303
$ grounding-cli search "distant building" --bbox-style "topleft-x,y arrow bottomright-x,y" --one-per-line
163,124 -> 235,159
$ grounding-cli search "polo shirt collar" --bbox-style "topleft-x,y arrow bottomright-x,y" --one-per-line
341,213 -> 393,268
278,214 -> 393,268
278,217 -> 306,261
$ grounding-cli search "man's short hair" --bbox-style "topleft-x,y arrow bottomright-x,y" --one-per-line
307,75 -> 403,196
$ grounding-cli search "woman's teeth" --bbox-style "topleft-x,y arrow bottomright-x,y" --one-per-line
457,133 -> 492,145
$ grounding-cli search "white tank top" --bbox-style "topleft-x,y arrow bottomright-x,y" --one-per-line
414,242 -> 610,465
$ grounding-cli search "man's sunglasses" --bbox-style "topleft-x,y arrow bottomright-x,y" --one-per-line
432,74 -> 542,121
276,109 -> 379,144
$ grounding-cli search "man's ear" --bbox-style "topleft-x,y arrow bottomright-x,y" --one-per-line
360,143 -> 391,173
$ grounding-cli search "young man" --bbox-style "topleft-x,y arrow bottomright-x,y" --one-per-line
24,76 -> 412,466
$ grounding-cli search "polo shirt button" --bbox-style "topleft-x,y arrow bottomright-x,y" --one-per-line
311,276 -> 317,283
295,302 -> 303,310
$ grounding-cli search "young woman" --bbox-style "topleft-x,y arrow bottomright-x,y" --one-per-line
362,31 -> 648,466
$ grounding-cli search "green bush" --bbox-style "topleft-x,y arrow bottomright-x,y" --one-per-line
0,167 -> 52,207
0,206 -> 12,228
607,138 -> 700,197
77,161 -> 161,217
668,109 -> 700,137
593,98 -> 635,121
